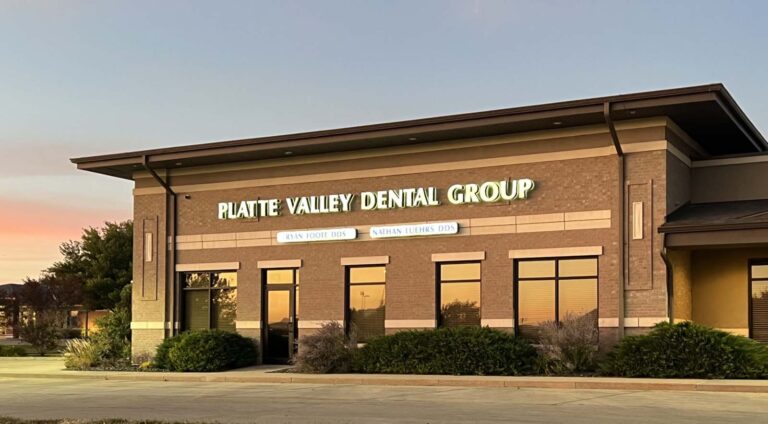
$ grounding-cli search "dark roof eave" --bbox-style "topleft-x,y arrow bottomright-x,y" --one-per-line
71,83 -> 768,180
659,221 -> 768,234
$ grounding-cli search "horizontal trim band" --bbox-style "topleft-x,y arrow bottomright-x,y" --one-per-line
481,318 -> 514,328
235,321 -> 261,329
599,317 -> 670,328
340,256 -> 390,266
384,319 -> 436,329
257,259 -> 302,269
431,251 -> 486,262
509,246 -> 603,260
130,321 -> 168,330
175,262 -> 240,272
169,210 -> 611,251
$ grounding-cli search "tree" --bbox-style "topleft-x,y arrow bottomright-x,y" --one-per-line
47,221 -> 133,311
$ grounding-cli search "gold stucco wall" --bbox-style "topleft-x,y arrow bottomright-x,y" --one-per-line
691,248 -> 768,336
669,250 -> 691,321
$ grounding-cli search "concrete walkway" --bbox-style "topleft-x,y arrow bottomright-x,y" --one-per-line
2,357 -> 767,393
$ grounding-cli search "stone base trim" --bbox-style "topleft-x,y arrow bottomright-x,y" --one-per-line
719,328 -> 749,337
481,318 -> 514,328
598,317 -> 670,328
235,321 -> 261,329
130,321 -> 168,330
384,319 -> 436,329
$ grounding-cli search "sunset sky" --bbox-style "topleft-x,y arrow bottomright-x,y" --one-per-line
2,0 -> 768,283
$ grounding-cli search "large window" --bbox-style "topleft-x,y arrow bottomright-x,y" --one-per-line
515,257 -> 597,339
750,261 -> 768,343
181,271 -> 237,332
438,262 -> 481,328
347,266 -> 385,342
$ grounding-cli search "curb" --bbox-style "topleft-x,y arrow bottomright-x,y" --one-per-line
1,371 -> 767,393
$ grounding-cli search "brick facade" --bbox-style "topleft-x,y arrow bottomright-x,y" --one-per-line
129,121 -> 679,359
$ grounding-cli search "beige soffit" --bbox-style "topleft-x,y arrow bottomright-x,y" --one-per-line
257,259 -> 302,269
508,246 -> 603,259
132,117 -> 670,180
340,256 -> 390,266
133,140 -> 675,196
384,319 -> 437,329
431,251 -> 486,262
692,154 -> 768,168
175,262 -> 240,272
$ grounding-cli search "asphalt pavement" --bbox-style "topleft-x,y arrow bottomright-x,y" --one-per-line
1,376 -> 767,423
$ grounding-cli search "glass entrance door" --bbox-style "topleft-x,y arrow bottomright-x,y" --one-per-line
263,269 -> 299,364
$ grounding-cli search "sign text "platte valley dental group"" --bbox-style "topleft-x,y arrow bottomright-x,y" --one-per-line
217,178 -> 535,220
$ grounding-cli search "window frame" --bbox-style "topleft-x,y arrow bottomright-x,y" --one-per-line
345,265 -> 387,342
513,256 -> 599,337
436,261 -> 482,328
748,258 -> 768,342
179,271 -> 238,332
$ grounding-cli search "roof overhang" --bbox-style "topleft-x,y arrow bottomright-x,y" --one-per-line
72,83 -> 767,179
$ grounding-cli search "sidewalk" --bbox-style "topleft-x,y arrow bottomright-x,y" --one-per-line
1,357 -> 767,393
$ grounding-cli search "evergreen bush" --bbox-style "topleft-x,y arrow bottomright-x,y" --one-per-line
156,330 -> 259,372
602,322 -> 768,379
353,326 -> 537,375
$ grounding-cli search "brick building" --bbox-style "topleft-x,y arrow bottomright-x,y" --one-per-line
72,84 -> 768,363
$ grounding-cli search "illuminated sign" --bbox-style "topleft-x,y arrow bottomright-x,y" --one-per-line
276,228 -> 358,243
217,178 -> 535,220
370,222 -> 459,239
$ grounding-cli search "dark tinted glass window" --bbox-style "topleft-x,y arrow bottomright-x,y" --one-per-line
439,262 -> 481,328
516,258 -> 597,340
181,271 -> 237,332
750,262 -> 768,343
348,266 -> 385,342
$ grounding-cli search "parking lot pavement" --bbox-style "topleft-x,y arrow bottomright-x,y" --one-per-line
1,377 -> 767,423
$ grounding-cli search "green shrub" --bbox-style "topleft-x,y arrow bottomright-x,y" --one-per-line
153,336 -> 182,370
160,330 -> 259,372
602,322 -> 768,379
353,327 -> 537,375
91,308 -> 131,366
0,345 -> 28,357
536,312 -> 599,375
63,339 -> 99,370
20,319 -> 61,356
294,321 -> 356,373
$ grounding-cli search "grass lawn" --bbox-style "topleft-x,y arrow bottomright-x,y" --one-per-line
0,419 -> 211,424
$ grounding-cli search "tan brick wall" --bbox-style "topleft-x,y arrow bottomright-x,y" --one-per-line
131,121 -> 682,357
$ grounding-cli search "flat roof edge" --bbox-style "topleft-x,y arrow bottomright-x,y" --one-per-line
73,83 -> 762,166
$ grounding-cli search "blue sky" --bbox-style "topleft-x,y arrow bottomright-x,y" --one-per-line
1,0 -> 767,282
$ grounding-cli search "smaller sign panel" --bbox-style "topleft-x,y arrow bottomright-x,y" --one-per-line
276,228 -> 358,244
369,222 -> 459,239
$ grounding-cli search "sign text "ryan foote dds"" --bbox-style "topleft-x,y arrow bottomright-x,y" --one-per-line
218,178 -> 534,220
276,228 -> 357,243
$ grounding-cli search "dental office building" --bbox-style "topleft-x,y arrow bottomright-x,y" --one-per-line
72,84 -> 768,363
